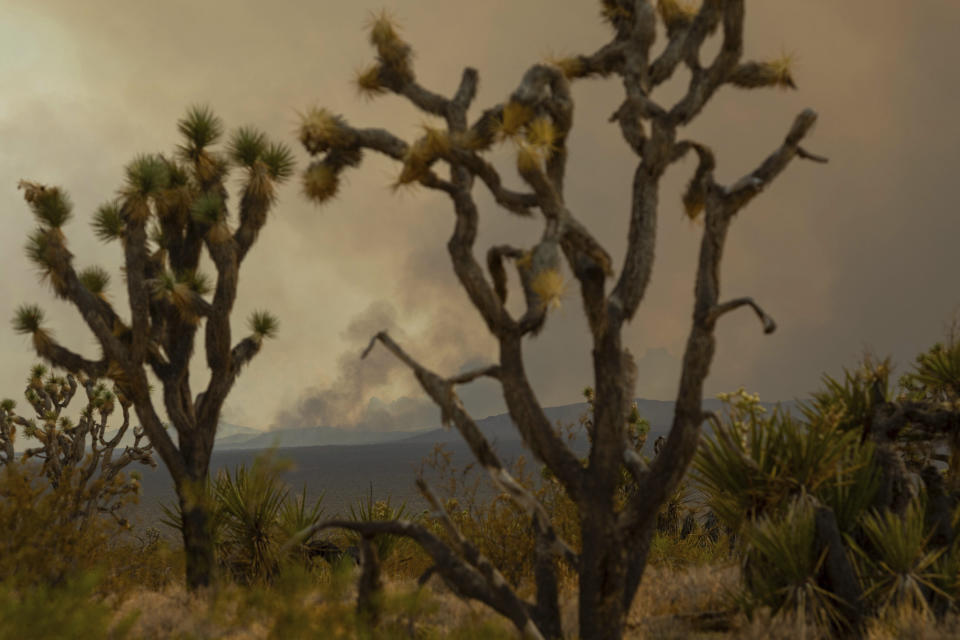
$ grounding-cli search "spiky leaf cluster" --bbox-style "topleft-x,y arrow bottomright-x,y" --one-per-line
124,154 -> 172,199
657,0 -> 698,32
396,125 -> 450,186
78,266 -> 111,296
190,191 -> 225,226
366,10 -> 412,82
12,305 -> 46,336
19,182 -> 73,228
248,310 -> 279,340
92,203 -> 124,242
177,105 -> 224,159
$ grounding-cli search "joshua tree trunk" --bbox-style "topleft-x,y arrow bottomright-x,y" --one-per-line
579,511 -> 629,639
180,484 -> 215,589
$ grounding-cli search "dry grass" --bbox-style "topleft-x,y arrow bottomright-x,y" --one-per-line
113,571 -> 518,639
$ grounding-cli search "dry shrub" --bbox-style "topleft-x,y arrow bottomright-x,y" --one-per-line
0,461 -> 179,598
0,462 -> 119,588
421,445 -> 580,590
0,573 -> 136,640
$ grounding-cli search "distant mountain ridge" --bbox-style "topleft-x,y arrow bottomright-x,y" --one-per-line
11,397 -> 792,455
215,397 -> 794,451
216,424 -> 423,449
403,397 -> 794,453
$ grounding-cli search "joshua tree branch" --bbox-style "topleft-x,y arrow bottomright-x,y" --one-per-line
448,364 -> 501,385
622,108 -> 821,539
298,519 -> 545,640
121,207 -> 152,365
649,2 -> 724,87
708,297 -> 777,334
234,164 -> 273,262
723,109 -> 823,213
668,0 -> 745,127
364,331 -> 584,502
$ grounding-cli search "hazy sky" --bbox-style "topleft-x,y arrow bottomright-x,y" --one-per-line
1,1 -> 958,432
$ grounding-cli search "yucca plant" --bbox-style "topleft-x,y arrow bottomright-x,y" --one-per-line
929,507 -> 960,612
802,358 -> 891,437
853,501 -> 950,617
695,388 -> 881,631
694,389 -> 860,535
740,497 -> 846,630
279,485 -> 326,560
814,441 -> 882,536
162,454 -> 325,583
903,340 -> 960,403
348,484 -> 408,564
213,457 -> 291,582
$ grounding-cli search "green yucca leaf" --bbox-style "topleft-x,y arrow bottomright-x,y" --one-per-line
279,485 -> 325,541
29,363 -> 47,381
814,441 -> 881,534
190,191 -> 224,225
150,271 -> 177,299
743,498 -> 847,628
214,455 -> 291,579
908,341 -> 960,396
26,186 -> 73,228
92,202 -> 124,242
261,141 -> 296,182
183,270 -> 212,295
348,483 -> 408,561
24,228 -> 53,269
177,105 -> 224,152
125,154 -> 171,197
854,501 -> 948,615
228,127 -> 268,168
164,158 -> 191,188
78,266 -> 110,295
694,390 -> 864,535
12,304 -> 46,335
248,310 -> 279,340
0,398 -> 16,412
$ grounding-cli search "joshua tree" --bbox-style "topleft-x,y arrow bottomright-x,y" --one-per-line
294,2 -> 824,638
0,363 -> 155,529
13,107 -> 291,588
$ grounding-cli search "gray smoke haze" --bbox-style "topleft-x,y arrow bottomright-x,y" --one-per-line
272,298 -> 496,431
1,1 -> 958,432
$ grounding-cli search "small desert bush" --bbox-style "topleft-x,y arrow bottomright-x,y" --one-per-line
0,462 -> 127,588
0,462 -> 175,639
